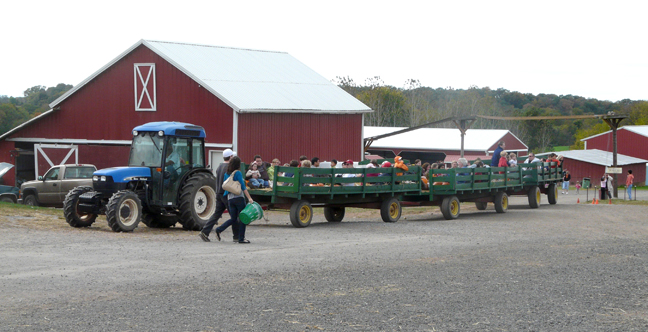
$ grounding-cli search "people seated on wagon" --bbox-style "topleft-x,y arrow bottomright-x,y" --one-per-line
508,153 -> 518,166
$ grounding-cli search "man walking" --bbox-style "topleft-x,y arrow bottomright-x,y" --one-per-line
199,149 -> 239,242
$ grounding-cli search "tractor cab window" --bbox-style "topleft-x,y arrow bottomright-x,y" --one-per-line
192,140 -> 205,168
162,137 -> 191,204
129,132 -> 164,167
44,167 -> 60,180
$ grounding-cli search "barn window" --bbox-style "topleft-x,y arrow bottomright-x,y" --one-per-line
134,63 -> 157,111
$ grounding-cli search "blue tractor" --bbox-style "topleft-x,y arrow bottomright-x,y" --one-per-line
63,122 -> 217,232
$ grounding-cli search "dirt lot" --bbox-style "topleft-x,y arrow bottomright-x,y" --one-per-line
1,196 -> 648,331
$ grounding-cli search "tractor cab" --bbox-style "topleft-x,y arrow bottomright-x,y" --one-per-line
128,122 -> 207,207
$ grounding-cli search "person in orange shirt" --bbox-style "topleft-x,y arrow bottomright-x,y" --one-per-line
626,169 -> 635,200
394,156 -> 409,176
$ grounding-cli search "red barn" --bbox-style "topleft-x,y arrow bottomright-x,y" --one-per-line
0,40 -> 371,186
364,126 -> 528,163
538,149 -> 647,186
581,125 -> 648,160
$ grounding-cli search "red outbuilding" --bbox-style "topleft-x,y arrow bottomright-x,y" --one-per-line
581,125 -> 648,160
538,149 -> 647,187
364,126 -> 528,164
0,40 -> 371,186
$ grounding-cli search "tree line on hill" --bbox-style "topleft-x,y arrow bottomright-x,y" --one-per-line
335,76 -> 648,152
1,82 -> 647,153
0,84 -> 72,135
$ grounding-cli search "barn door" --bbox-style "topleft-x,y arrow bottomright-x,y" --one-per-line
34,144 -> 78,178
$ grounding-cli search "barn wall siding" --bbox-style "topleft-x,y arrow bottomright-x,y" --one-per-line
584,130 -> 648,160
7,45 -> 233,145
562,158 -> 645,187
236,113 -> 363,164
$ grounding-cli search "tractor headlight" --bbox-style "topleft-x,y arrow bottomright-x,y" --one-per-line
100,176 -> 107,181
93,175 -> 99,181
132,130 -> 138,136
158,130 -> 164,137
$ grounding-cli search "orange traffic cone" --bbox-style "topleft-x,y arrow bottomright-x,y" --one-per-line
591,198 -> 595,204
609,198 -> 612,204
595,199 -> 599,204
577,198 -> 580,203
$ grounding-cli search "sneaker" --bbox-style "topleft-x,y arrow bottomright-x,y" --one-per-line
561,191 -> 564,194
233,238 -> 238,242
215,231 -> 221,241
199,232 -> 210,242
238,239 -> 251,244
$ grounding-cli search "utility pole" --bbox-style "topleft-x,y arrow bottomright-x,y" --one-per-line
601,114 -> 627,198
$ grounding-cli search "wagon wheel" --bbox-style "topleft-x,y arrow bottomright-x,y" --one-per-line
380,197 -> 401,223
528,186 -> 541,209
441,196 -> 460,220
324,206 -> 345,222
494,191 -> 508,213
547,183 -> 558,205
475,202 -> 488,210
290,200 -> 313,228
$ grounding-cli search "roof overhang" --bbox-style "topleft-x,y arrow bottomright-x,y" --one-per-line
0,109 -> 56,141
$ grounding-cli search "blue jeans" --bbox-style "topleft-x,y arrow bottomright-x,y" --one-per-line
627,184 -> 633,200
250,178 -> 263,188
201,193 -> 239,240
216,197 -> 246,242
562,181 -> 569,190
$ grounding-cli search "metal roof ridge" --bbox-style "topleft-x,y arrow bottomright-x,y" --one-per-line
144,39 -> 288,54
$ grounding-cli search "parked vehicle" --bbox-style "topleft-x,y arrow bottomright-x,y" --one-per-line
64,122 -> 216,232
0,162 -> 19,203
19,164 -> 97,206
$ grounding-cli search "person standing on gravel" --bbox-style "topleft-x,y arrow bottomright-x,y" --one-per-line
626,170 -> 634,200
199,149 -> 239,242
562,170 -> 571,194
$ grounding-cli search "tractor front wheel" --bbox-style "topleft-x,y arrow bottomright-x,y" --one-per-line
106,190 -> 142,232
63,186 -> 97,227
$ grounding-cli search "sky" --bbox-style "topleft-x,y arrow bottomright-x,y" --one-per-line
2,0 -> 647,102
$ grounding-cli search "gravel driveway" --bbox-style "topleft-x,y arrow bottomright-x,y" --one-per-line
1,195 -> 647,331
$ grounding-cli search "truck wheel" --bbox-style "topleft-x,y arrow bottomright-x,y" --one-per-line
494,192 -> 508,213
475,202 -> 488,210
24,194 -> 38,206
441,196 -> 460,220
324,206 -> 345,222
178,172 -> 217,231
528,186 -> 541,209
381,197 -> 401,223
547,183 -> 558,205
63,186 -> 97,227
142,213 -> 178,228
290,200 -> 313,228
0,196 -> 15,203
106,190 -> 142,232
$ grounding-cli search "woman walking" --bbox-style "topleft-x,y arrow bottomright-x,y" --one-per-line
215,156 -> 254,244
562,170 -> 571,194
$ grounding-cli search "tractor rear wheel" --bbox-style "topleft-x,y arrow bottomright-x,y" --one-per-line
178,172 -> 217,231
63,186 -> 97,227
106,190 -> 142,232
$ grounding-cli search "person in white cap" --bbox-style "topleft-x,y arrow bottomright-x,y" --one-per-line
199,148 -> 239,242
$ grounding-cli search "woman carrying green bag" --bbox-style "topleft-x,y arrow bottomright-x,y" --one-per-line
215,156 -> 254,244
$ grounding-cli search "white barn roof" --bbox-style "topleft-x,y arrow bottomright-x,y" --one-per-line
51,39 -> 371,114
581,125 -> 648,141
364,126 -> 527,152
537,149 -> 648,166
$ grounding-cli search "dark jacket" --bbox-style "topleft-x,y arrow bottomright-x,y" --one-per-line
491,146 -> 503,167
214,162 -> 228,194
257,161 -> 271,181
